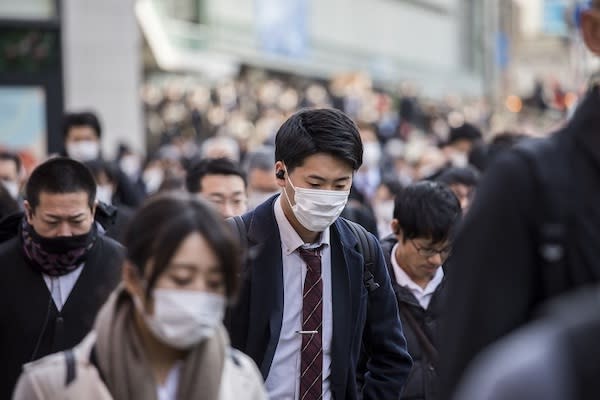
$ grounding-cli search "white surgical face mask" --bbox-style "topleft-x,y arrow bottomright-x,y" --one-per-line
283,172 -> 349,232
1,180 -> 19,199
66,140 -> 100,162
143,168 -> 164,194
136,289 -> 226,350
363,142 -> 382,169
95,184 -> 113,205
119,155 -> 141,180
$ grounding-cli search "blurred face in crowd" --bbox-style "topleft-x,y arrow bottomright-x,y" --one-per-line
448,183 -> 475,212
0,158 -> 20,198
247,168 -> 280,208
582,1 -> 600,56
391,220 -> 450,287
126,232 -> 226,303
199,174 -> 247,218
25,191 -> 95,238
65,125 -> 101,161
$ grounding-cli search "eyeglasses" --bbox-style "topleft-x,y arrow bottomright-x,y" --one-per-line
410,239 -> 452,260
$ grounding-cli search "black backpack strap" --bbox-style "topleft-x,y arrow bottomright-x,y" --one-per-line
513,136 -> 572,297
343,219 -> 381,293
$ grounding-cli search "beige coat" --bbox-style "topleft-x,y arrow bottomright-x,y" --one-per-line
12,333 -> 267,400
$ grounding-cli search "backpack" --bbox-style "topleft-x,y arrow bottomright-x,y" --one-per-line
513,133 -> 573,298
227,215 -> 381,293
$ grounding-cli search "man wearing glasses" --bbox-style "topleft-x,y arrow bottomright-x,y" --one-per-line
379,181 -> 462,400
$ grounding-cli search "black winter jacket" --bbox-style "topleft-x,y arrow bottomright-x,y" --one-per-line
381,235 -> 446,400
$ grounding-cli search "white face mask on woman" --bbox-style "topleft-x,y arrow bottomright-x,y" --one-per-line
135,289 -> 226,350
283,172 -> 350,232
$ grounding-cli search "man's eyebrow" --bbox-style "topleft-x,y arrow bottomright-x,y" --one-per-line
306,175 -> 351,182
44,213 -> 86,220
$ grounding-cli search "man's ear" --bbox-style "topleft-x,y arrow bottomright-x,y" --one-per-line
581,9 -> 600,56
391,219 -> 402,238
275,161 -> 286,188
23,201 -> 33,223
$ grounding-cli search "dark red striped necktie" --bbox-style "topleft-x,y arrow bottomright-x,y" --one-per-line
297,246 -> 324,400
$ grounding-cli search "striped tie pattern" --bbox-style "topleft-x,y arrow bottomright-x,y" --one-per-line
297,246 -> 324,400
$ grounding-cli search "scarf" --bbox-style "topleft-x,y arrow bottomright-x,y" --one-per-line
20,218 -> 97,276
94,287 -> 227,400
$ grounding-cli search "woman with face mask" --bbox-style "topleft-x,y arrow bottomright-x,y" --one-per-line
13,194 -> 267,400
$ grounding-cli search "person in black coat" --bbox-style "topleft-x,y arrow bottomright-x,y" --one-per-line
439,4 -> 600,398
380,182 -> 461,400
0,158 -> 124,398
62,111 -> 145,208
453,286 -> 600,400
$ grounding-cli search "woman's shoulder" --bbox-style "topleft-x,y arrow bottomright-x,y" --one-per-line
13,333 -> 110,400
221,347 -> 267,399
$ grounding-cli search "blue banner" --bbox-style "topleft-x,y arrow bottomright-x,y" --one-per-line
255,0 -> 308,58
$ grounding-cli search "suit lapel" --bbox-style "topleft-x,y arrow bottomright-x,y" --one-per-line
245,197 -> 285,378
330,220 -> 363,395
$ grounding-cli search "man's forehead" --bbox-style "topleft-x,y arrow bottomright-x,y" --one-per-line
37,191 -> 91,209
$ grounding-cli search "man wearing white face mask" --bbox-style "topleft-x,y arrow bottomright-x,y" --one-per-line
226,108 -> 412,400
0,151 -> 23,203
63,112 -> 144,208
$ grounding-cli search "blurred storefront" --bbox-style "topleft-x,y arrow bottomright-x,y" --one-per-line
0,0 -> 63,166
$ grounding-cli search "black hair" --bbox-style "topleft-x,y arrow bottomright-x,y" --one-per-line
185,157 -> 247,193
435,166 -> 480,188
25,157 -> 97,211
274,108 -> 363,172
123,193 -> 240,301
83,159 -> 118,184
0,151 -> 22,174
63,111 -> 102,139
393,181 -> 462,245
447,123 -> 482,145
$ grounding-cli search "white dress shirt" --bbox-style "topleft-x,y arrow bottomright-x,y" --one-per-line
265,197 -> 333,400
42,264 -> 84,311
390,243 -> 443,309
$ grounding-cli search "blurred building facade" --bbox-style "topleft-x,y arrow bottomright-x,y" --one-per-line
138,0 -> 489,98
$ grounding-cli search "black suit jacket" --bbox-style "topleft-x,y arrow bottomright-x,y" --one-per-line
0,234 -> 124,398
227,195 -> 412,400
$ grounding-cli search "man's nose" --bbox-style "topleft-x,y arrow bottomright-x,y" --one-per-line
427,253 -> 443,266
220,203 -> 235,219
56,222 -> 73,237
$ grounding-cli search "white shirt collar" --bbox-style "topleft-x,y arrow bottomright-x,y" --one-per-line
274,196 -> 330,255
390,242 -> 444,298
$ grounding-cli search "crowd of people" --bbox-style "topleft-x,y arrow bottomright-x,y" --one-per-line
0,2 -> 599,399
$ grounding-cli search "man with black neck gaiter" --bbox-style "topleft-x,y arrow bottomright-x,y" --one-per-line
0,157 -> 124,398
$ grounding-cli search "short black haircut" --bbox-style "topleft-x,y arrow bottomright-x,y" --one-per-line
123,193 -> 240,302
0,151 -> 22,174
393,181 -> 462,245
185,157 -> 247,193
447,123 -> 482,145
435,167 -> 480,188
63,111 -> 102,139
26,157 -> 97,211
274,108 -> 363,172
